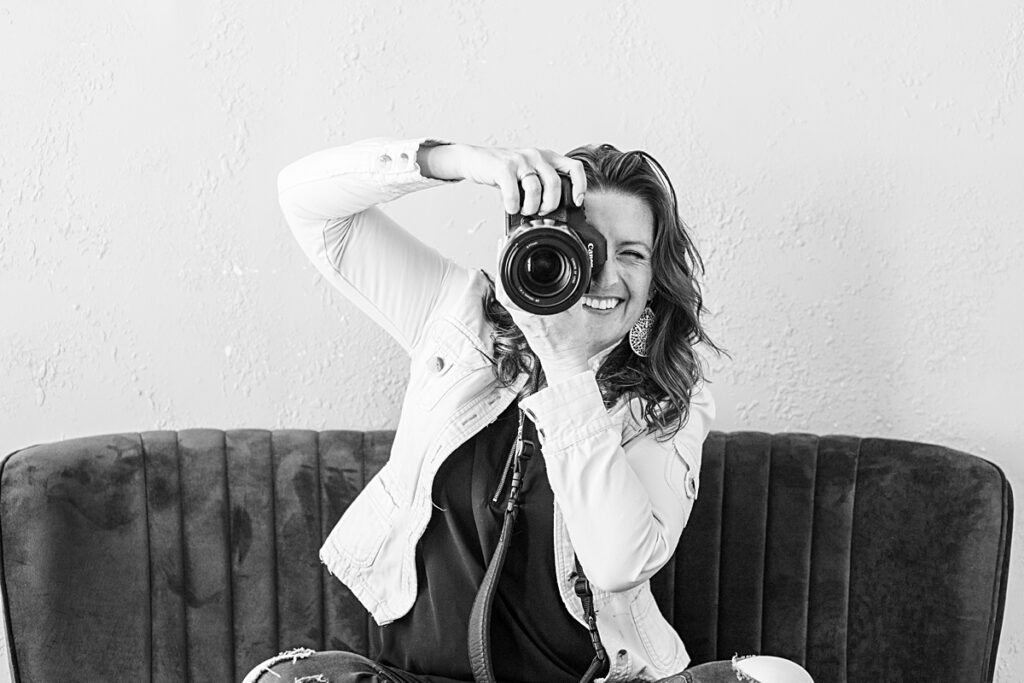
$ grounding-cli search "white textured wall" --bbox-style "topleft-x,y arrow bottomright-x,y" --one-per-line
2,1 -> 1022,679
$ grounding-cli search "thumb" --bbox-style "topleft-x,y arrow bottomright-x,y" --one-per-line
492,242 -> 517,311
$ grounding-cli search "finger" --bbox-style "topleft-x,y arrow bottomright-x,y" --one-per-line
533,160 -> 562,215
495,233 -> 507,263
550,155 -> 587,206
496,166 -> 521,215
519,172 -> 542,216
494,266 -> 517,312
495,276 -> 512,309
494,236 -> 522,312
494,235 -> 510,298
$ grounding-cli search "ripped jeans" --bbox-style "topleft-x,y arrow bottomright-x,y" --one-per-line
242,648 -> 812,683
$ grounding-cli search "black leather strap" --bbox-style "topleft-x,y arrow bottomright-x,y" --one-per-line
467,409 -> 608,683
468,410 -> 536,683
573,556 -> 608,683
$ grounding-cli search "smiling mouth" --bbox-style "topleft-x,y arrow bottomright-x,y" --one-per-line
581,296 -> 623,311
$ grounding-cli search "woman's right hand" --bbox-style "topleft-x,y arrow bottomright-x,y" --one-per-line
419,142 -> 587,216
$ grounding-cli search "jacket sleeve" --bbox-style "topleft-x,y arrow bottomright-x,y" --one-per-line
519,371 -> 715,593
277,136 -> 468,353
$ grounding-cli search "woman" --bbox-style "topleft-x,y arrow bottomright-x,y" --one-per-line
245,138 -> 812,683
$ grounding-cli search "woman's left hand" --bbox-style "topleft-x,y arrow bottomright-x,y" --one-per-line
494,235 -> 593,384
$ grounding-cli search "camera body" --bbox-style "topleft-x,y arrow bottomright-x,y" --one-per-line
500,173 -> 608,315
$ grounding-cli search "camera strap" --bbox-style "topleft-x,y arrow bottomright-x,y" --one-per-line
573,556 -> 609,683
467,406 -> 535,683
467,407 -> 608,683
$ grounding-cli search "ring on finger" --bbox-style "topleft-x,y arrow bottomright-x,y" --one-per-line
518,170 -> 540,182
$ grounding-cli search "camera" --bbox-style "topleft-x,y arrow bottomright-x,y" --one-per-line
500,173 -> 607,315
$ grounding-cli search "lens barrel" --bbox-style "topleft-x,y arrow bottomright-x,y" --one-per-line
500,223 -> 592,314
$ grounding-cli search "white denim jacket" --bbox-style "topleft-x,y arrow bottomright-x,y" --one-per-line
278,136 -> 716,682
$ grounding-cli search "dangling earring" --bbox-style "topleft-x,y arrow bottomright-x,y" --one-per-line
629,306 -> 655,357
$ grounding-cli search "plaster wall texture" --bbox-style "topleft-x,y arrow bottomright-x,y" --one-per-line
1,1 -> 1022,680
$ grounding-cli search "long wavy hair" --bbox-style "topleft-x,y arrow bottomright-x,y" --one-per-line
482,144 -> 722,441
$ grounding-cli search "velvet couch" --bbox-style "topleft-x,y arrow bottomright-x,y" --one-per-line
0,430 -> 1012,682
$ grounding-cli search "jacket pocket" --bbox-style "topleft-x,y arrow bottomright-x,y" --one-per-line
412,319 -> 492,411
332,467 -> 398,567
666,433 -> 701,502
629,587 -> 685,673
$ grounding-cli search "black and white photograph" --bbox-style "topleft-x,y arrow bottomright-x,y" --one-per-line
1,2 -> 1020,681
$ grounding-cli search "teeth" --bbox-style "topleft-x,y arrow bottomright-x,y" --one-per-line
582,296 -> 621,310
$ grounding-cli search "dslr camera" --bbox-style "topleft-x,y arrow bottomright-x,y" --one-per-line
500,173 -> 608,315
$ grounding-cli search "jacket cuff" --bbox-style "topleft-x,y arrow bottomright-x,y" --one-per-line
278,136 -> 459,203
518,370 -> 617,452
363,136 -> 460,196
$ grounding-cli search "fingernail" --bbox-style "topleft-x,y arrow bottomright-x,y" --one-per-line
575,194 -> 585,206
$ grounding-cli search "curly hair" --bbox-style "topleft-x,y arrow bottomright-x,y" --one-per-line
481,144 -> 722,442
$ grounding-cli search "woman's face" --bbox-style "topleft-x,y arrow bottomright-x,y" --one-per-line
578,190 -> 655,359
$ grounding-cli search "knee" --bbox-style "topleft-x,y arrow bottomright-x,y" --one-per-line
243,647 -> 318,683
244,647 -> 329,683
732,655 -> 813,683
242,648 -> 374,683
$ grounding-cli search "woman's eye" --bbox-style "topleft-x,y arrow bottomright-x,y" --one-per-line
621,251 -> 645,259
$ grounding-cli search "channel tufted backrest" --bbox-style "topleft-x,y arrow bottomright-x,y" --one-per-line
652,432 -> 1012,683
0,430 -> 1012,682
0,429 -> 393,682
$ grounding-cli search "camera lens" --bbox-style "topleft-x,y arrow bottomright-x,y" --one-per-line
500,223 -> 591,314
525,248 -> 565,291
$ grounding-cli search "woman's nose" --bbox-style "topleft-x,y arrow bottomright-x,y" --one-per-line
592,258 -> 621,289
